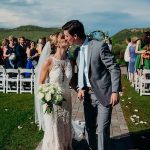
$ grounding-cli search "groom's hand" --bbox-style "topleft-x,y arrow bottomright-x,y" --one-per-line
77,89 -> 85,101
110,92 -> 119,107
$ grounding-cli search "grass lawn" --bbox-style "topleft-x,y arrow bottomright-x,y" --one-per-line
120,75 -> 150,132
120,75 -> 150,149
0,93 -> 43,150
0,76 -> 149,149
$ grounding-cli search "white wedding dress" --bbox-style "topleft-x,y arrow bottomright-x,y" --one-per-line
42,56 -> 73,150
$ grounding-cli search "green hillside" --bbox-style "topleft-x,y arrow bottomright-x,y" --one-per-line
1,25 -> 150,64
0,25 -> 61,43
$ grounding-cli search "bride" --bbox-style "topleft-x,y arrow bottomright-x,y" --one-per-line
35,32 -> 72,150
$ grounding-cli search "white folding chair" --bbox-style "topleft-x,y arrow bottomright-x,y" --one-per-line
19,69 -> 33,94
134,72 -> 140,93
0,65 -> 4,68
33,69 -> 36,93
140,69 -> 150,96
0,68 -> 6,93
6,69 -> 19,93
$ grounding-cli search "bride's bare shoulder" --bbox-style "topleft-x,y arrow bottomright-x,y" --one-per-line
42,57 -> 52,68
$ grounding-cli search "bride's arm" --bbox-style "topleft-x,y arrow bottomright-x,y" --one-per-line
39,58 -> 52,84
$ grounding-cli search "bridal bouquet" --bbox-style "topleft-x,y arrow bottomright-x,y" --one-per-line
38,83 -> 64,113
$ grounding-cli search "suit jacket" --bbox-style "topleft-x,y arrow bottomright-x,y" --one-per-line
74,39 -> 121,106
15,44 -> 27,68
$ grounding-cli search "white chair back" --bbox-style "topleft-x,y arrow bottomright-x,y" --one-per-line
19,69 -> 33,94
140,69 -> 150,96
0,68 -> 6,93
5,69 -> 19,93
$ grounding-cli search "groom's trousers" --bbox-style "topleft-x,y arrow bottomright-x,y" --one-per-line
83,89 -> 112,150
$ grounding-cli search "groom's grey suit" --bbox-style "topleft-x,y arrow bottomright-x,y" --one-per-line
74,39 -> 121,150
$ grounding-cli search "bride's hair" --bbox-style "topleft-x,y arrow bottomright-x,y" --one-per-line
49,32 -> 64,54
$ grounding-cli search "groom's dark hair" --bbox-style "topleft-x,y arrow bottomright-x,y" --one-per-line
62,20 -> 86,39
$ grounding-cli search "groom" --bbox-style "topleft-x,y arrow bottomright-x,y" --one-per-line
62,20 -> 121,150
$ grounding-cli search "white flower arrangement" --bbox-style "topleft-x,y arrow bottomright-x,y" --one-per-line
38,83 -> 64,113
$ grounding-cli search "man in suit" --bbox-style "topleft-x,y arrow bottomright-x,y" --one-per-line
15,36 -> 27,68
62,20 -> 121,150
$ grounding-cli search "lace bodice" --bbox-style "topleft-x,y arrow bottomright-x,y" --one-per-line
49,57 -> 72,89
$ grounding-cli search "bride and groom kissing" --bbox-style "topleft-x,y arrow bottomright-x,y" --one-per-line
35,20 -> 121,150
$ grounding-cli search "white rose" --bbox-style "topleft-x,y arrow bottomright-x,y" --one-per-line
49,88 -> 55,94
57,88 -> 63,94
44,87 -> 49,92
38,85 -> 42,90
56,95 -> 63,101
37,92 -> 44,100
45,92 -> 52,102
38,84 -> 46,92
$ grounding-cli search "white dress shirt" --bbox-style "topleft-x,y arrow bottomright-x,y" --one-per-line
78,37 -> 91,89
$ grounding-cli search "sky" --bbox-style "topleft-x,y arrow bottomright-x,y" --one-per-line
0,0 -> 150,35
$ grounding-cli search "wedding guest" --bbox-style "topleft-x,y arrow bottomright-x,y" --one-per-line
128,37 -> 137,86
124,37 -> 132,78
0,46 -> 3,65
135,32 -> 149,76
15,36 -> 27,68
7,36 -> 16,68
2,39 -> 10,68
26,41 -> 39,70
141,31 -> 150,70
36,38 -> 44,56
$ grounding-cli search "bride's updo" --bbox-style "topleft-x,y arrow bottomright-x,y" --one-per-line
49,32 -> 64,54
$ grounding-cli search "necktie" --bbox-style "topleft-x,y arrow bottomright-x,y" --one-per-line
78,46 -> 85,89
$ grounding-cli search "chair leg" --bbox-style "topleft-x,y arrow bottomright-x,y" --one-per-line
3,81 -> 5,93
20,81 -> 22,94
17,81 -> 19,94
30,81 -> 33,94
6,81 -> 8,93
140,80 -> 142,96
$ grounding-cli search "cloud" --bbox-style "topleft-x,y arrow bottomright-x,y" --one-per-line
0,8 -> 38,28
0,0 -> 150,35
1,0 -> 37,6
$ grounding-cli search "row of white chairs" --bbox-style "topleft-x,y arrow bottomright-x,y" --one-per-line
0,68 -> 34,94
133,69 -> 150,96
